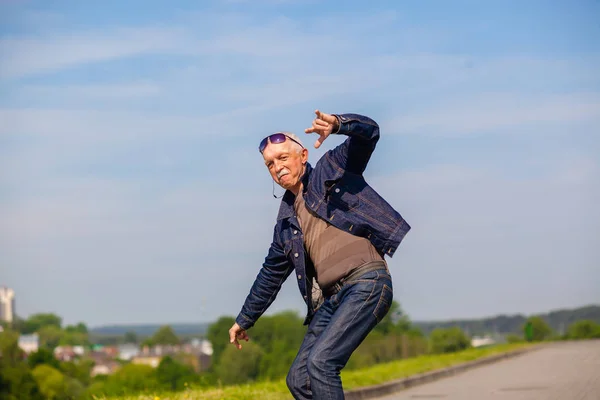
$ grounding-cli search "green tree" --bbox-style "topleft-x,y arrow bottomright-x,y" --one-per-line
0,364 -> 44,400
37,325 -> 64,350
64,322 -> 87,334
124,330 -> 138,344
88,364 -> 160,396
28,348 -> 60,370
59,330 -> 88,346
60,359 -> 94,386
429,327 -> 471,354
30,365 -> 70,400
0,330 -> 24,367
251,311 -> 306,380
0,331 -> 44,400
156,356 -> 197,391
22,314 -> 62,334
150,325 -> 180,345
523,316 -> 552,342
216,341 -> 263,385
206,316 -> 236,368
567,320 -> 600,339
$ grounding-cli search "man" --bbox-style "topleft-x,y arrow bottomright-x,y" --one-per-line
229,110 -> 411,399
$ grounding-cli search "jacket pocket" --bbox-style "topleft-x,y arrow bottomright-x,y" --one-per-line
328,185 -> 359,211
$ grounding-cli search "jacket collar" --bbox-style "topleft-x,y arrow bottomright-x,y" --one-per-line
276,162 -> 312,221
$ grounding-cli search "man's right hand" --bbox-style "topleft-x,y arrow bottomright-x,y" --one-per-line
229,322 -> 249,350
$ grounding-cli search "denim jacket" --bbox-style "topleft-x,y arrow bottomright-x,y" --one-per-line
236,113 -> 411,329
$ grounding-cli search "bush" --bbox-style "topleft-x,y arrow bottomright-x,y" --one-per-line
505,334 -> 523,344
523,316 -> 552,342
567,320 -> 600,339
156,356 -> 198,391
429,327 -> 471,354
85,364 -> 160,397
31,364 -> 83,400
216,341 -> 263,385
347,333 -> 428,370
28,348 -> 60,370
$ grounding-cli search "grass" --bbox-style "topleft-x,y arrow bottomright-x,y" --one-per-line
100,343 -> 533,400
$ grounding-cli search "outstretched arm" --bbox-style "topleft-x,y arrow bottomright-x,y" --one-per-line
231,227 -> 293,348
305,110 -> 380,175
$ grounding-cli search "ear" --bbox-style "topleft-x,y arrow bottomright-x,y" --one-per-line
301,148 -> 308,164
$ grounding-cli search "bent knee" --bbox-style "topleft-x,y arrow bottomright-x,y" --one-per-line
307,353 -> 333,378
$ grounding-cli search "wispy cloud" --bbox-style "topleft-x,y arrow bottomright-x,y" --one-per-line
1,2 -> 599,325
0,27 -> 189,78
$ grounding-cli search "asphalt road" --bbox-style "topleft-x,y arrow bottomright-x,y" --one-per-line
376,340 -> 600,400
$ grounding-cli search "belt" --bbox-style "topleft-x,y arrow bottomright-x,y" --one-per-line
322,260 -> 388,298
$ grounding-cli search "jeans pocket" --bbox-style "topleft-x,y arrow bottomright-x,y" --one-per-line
373,284 -> 393,322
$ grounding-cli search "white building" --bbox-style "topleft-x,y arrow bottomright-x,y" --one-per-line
18,334 -> 39,354
471,335 -> 496,348
0,286 -> 16,323
118,343 -> 140,361
191,338 -> 214,356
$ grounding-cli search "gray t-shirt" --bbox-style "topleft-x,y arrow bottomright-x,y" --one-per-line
294,188 -> 383,289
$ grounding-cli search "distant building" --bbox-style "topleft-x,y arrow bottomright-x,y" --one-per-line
91,361 -> 120,377
117,343 -> 140,361
130,341 -> 213,372
131,354 -> 162,368
0,287 -> 16,323
54,345 -> 85,361
471,335 -> 496,348
18,334 -> 39,354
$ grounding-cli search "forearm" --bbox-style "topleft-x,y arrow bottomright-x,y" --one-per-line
329,113 -> 380,174
236,264 -> 293,330
333,113 -> 380,143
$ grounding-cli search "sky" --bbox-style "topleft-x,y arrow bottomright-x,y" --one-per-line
1,0 -> 599,328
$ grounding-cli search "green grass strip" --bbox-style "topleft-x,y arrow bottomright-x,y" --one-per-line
101,343 -> 533,400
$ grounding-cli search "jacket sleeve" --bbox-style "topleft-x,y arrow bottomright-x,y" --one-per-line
235,225 -> 294,330
329,113 -> 380,175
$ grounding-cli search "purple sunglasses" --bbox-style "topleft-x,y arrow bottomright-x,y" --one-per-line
259,132 -> 304,153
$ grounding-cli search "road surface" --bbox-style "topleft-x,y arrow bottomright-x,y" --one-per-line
376,340 -> 600,400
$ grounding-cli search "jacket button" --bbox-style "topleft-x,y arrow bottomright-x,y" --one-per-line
304,295 -> 307,299
298,274 -> 302,279
335,188 -> 340,193
294,253 -> 299,258
293,230 -> 298,235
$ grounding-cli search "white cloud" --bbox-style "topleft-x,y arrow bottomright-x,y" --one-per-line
0,27 -> 190,78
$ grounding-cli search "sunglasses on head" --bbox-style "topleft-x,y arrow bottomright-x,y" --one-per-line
259,133 -> 304,153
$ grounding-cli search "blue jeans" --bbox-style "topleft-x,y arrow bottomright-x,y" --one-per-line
286,268 -> 393,399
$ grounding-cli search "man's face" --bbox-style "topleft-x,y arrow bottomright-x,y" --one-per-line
262,139 -> 308,191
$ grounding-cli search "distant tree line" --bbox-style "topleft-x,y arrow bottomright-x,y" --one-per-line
414,305 -> 600,336
2,305 -> 599,399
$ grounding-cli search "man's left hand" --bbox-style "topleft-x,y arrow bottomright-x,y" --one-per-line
305,110 -> 339,149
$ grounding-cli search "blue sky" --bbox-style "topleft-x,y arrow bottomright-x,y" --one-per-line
1,1 -> 599,327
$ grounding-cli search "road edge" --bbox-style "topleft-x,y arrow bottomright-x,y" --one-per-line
344,345 -> 544,400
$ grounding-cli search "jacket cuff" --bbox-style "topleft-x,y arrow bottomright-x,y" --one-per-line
332,114 -> 342,134
236,313 -> 254,330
